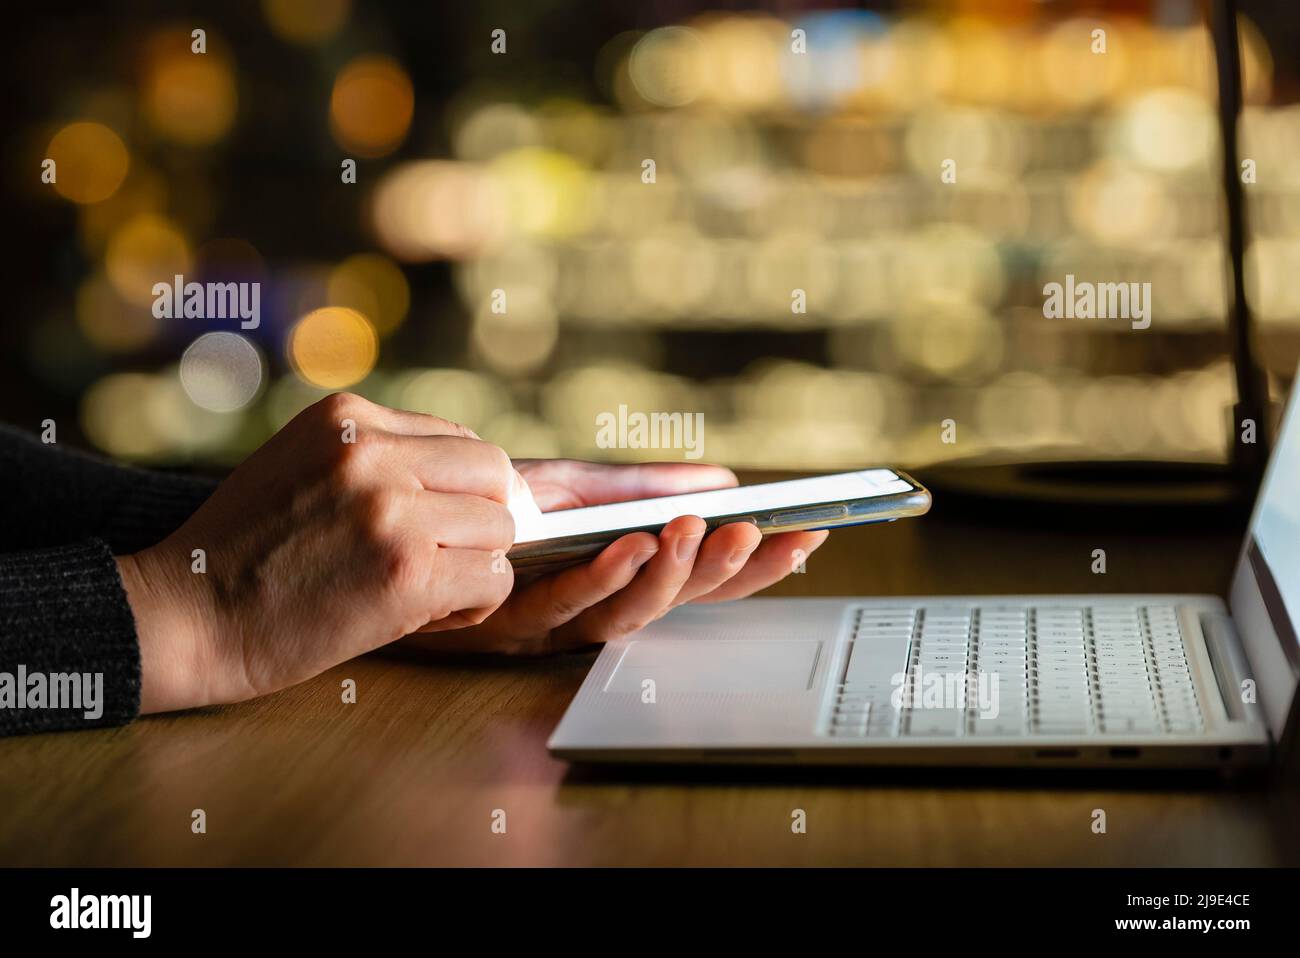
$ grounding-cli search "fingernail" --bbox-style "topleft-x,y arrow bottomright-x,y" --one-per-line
676,533 -> 703,561
630,548 -> 657,571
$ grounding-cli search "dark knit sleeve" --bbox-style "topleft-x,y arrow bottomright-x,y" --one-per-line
0,424 -> 220,736
0,540 -> 141,735
0,423 -> 218,554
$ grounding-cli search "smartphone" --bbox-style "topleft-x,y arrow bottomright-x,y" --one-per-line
507,468 -> 930,573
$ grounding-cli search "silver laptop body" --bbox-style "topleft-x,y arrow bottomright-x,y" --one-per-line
549,390 -> 1300,770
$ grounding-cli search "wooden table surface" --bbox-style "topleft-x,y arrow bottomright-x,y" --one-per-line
3,496 -> 1297,867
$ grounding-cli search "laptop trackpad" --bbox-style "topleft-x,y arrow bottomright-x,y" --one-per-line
603,639 -> 822,694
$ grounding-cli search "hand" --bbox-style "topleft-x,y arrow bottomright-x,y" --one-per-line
117,393 -> 517,713
403,459 -> 830,656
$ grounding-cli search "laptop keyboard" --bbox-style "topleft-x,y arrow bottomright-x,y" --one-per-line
827,604 -> 1205,738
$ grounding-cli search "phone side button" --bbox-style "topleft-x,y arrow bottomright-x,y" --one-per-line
770,505 -> 849,527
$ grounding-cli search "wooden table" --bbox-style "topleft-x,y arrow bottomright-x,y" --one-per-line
2,500 -> 1297,867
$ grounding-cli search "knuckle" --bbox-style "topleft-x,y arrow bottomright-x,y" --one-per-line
328,432 -> 383,485
461,560 -> 514,626
487,501 -> 516,549
392,548 -> 427,594
460,604 -> 494,626
491,563 -> 515,601
428,414 -> 474,438
481,443 -> 514,500
354,486 -> 403,542
425,599 -> 453,624
317,391 -> 365,422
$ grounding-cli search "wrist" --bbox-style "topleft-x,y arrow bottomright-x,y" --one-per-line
116,547 -> 210,714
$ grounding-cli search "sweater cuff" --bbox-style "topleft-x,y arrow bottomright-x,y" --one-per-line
0,540 -> 140,736
106,471 -> 217,555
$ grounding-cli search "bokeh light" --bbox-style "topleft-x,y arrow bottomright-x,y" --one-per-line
142,29 -> 238,145
388,368 -> 509,430
627,27 -> 707,108
80,374 -> 168,460
327,253 -> 410,337
263,0 -> 351,45
330,55 -> 414,157
372,160 -> 505,260
76,272 -> 159,352
179,332 -> 265,412
288,306 -> 379,388
105,214 -> 192,306
45,122 -> 129,204
471,289 -> 559,375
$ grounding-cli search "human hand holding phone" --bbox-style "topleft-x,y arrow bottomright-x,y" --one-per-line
402,459 -> 834,656
121,393 -> 520,714
116,388 -> 884,716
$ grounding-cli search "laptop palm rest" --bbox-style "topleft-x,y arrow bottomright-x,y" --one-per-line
602,639 -> 822,694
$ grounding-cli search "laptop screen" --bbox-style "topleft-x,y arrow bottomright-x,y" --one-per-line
1232,378 -> 1300,740
1250,406 -> 1300,640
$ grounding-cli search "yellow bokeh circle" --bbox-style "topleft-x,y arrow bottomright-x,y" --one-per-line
105,214 -> 192,306
143,30 -> 238,145
326,253 -> 410,337
46,122 -> 130,204
329,55 -> 414,157
264,0 -> 351,44
288,306 -> 379,388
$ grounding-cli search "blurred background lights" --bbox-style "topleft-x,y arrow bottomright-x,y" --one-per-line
488,148 -> 593,238
453,102 -> 543,162
472,289 -> 558,375
195,237 -> 268,290
13,5 -> 1299,470
697,15 -> 787,111
46,121 -> 129,204
1111,88 -> 1217,172
76,273 -> 158,352
627,27 -> 707,108
326,253 -> 410,337
149,374 -> 248,458
388,368 -> 508,429
105,214 -> 192,306
263,0 -> 351,45
372,160 -> 505,261
77,167 -> 167,257
1069,164 -> 1174,246
890,299 -> 1004,380
781,13 -> 880,110
481,412 -> 561,459
142,29 -> 237,145
179,332 -> 265,412
330,55 -> 414,157
288,306 -> 378,388
81,375 -> 164,459
1038,19 -> 1124,107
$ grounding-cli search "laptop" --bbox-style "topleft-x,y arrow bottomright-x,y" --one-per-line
548,388 -> 1300,769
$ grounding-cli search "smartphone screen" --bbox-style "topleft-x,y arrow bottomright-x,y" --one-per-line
513,469 -> 915,545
